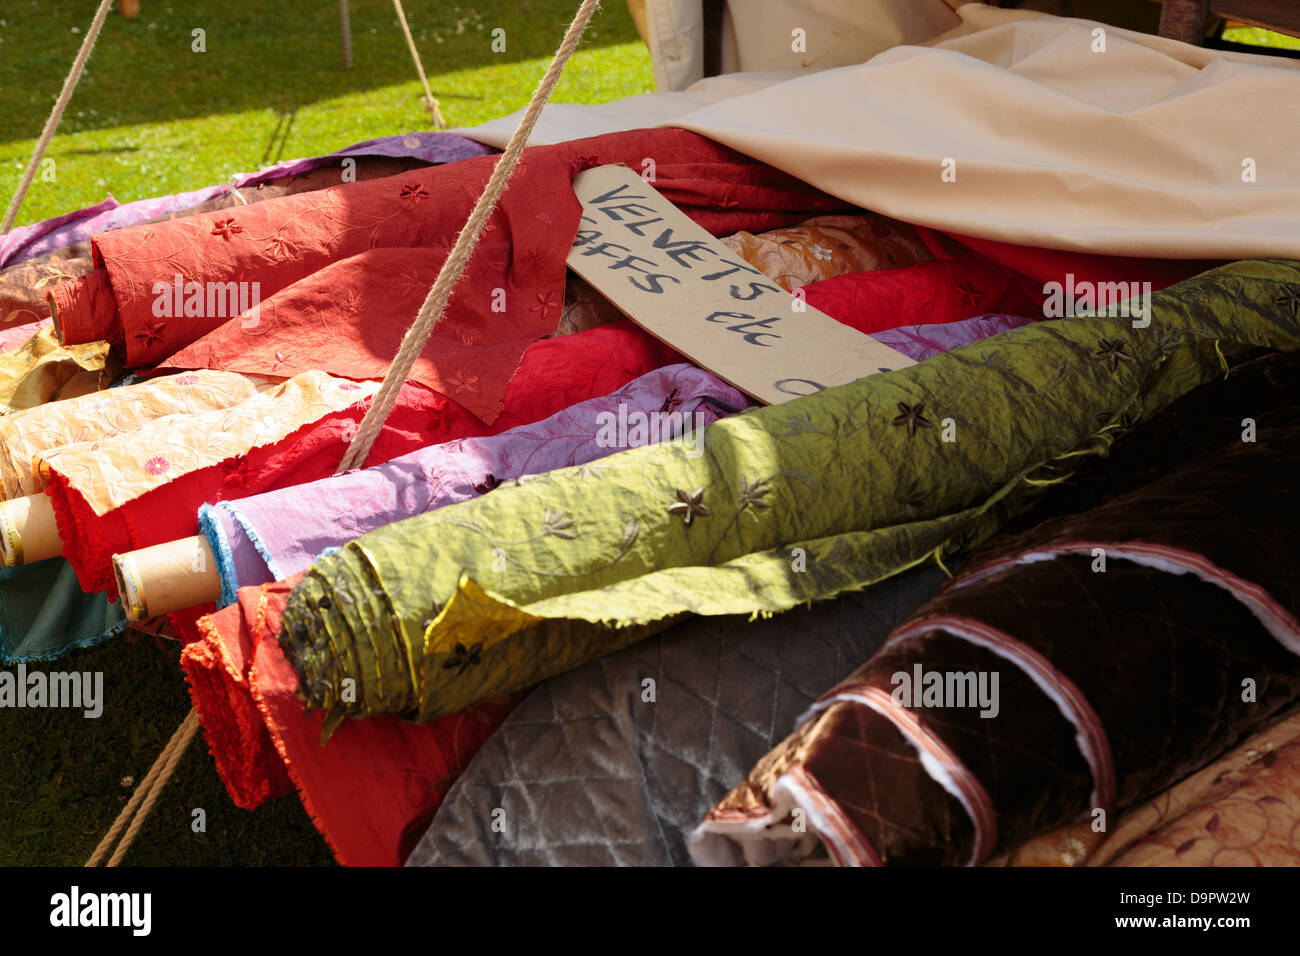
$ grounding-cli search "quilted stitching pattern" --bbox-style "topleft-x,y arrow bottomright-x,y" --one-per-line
405,565 -> 946,866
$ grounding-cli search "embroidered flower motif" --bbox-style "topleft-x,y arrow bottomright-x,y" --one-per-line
1093,338 -> 1131,373
542,508 -> 576,539
211,218 -> 243,240
658,388 -> 682,414
956,283 -> 982,308
530,290 -> 560,321
442,641 -> 484,676
451,370 -> 479,394
135,321 -> 167,349
577,462 -> 605,481
891,402 -> 933,437
778,410 -> 814,437
402,135 -> 422,149
175,373 -> 199,386
474,473 -> 501,495
667,487 -> 710,527
1275,284 -> 1300,314
715,194 -> 740,210
811,245 -> 833,262
143,456 -> 171,476
399,182 -> 430,204
265,235 -> 295,260
336,381 -> 361,391
738,475 -> 770,511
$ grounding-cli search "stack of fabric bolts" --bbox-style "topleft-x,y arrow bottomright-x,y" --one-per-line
5,4 -> 1300,868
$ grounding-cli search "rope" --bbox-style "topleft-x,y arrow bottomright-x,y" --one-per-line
86,0 -> 601,865
1,0 -> 115,234
85,710 -> 200,866
393,0 -> 447,129
337,0 -> 601,473
339,0 -> 354,69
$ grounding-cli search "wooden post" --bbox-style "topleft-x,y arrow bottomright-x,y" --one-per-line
1158,0 -> 1210,44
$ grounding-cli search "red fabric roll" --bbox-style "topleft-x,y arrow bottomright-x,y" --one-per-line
52,128 -> 846,424
915,226 -> 1220,292
183,578 -> 523,866
801,255 -> 1041,332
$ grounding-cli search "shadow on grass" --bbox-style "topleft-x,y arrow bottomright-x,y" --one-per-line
0,0 -> 641,145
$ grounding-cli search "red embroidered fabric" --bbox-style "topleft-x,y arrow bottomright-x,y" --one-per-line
50,129 -> 847,423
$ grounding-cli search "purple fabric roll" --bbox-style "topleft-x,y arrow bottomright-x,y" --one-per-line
229,132 -> 495,187
869,312 -> 1035,362
200,363 -> 750,604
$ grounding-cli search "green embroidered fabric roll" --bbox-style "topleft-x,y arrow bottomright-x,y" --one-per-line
279,260 -> 1300,729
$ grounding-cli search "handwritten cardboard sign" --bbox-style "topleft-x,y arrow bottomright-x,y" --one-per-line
566,164 -> 914,405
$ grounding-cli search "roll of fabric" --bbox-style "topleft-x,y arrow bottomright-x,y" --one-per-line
869,313 -> 1033,362
276,261 -> 1300,728
184,576 -> 523,866
2,155 -> 441,331
991,706 -> 1300,867
202,363 -> 750,604
801,255 -> 1041,332
404,564 -> 949,867
0,131 -> 488,271
691,347 -> 1300,866
0,369 -> 280,499
49,129 -> 847,423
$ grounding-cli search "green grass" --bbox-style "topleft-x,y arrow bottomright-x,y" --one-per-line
1223,25 -> 1300,50
0,0 -> 650,866
0,0 -> 653,227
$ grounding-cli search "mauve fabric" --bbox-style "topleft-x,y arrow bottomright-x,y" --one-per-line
869,313 -> 1035,362
202,363 -> 751,603
51,128 -> 847,423
0,188 -> 230,270
230,132 -> 493,187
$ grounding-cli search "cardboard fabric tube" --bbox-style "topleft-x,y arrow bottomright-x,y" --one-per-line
0,493 -> 63,566
113,535 -> 221,621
